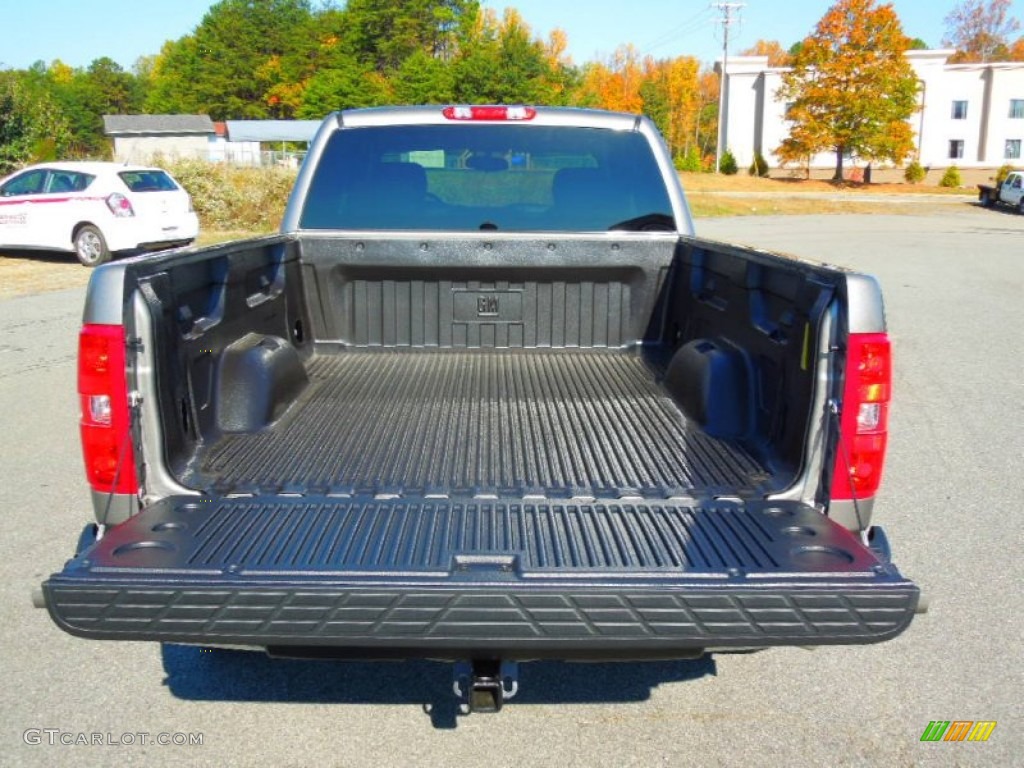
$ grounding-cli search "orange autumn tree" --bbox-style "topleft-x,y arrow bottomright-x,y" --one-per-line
741,39 -> 792,66
778,0 -> 919,181
943,0 -> 1021,62
578,45 -> 645,114
577,47 -> 704,159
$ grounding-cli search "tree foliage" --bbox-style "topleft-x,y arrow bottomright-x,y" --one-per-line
147,0 -> 318,119
741,40 -> 792,66
0,72 -> 73,174
0,0 -> 733,168
575,46 -> 712,159
778,0 -> 919,181
943,0 -> 1022,62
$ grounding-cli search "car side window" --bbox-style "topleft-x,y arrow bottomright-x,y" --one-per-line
1013,176 -> 1022,189
0,170 -> 48,197
46,171 -> 94,193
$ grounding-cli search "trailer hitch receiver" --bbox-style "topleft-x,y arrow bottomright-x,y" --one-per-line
453,660 -> 519,713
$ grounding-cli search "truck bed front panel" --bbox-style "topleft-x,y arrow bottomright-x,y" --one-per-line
45,497 -> 918,656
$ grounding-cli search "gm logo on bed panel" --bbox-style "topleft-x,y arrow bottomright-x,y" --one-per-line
453,291 -> 524,322
920,720 -> 997,742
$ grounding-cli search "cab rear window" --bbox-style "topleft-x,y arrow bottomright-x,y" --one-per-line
300,124 -> 675,232
118,171 -> 179,192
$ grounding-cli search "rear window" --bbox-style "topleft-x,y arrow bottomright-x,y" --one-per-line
300,124 -> 675,232
47,171 -> 95,193
118,171 -> 179,192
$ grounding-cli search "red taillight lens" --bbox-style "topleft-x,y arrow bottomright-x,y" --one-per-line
105,192 -> 135,218
79,324 -> 138,495
442,105 -> 537,121
830,333 -> 891,501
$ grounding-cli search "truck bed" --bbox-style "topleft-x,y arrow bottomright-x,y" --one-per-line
195,349 -> 771,498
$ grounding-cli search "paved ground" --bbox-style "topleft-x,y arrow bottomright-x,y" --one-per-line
1,209 -> 1022,766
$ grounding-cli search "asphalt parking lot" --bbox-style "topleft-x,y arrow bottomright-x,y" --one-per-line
1,208 -> 1022,766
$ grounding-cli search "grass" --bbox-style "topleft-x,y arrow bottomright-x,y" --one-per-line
686,194 -> 955,218
678,171 -> 974,196
0,231 -> 271,300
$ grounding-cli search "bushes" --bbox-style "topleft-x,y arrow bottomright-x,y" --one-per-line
748,151 -> 770,177
719,149 -> 738,175
163,159 -> 297,232
675,146 -> 703,172
939,165 -> 962,188
995,163 -> 1017,185
904,160 -> 926,184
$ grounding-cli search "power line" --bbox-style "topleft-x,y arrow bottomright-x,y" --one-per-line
713,2 -> 744,173
639,8 -> 716,56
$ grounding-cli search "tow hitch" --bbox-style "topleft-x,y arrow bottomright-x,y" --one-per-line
453,660 -> 519,713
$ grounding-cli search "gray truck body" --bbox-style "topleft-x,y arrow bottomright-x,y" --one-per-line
978,171 -> 1024,212
41,108 -> 919,696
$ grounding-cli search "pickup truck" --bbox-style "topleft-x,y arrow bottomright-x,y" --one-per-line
978,170 -> 1024,212
38,106 -> 921,713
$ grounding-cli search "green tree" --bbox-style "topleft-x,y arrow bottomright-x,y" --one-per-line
0,72 -> 72,174
297,58 -> 391,118
147,0 -> 316,119
392,49 -> 455,104
345,0 -> 479,72
49,58 -> 144,156
778,0 -> 919,181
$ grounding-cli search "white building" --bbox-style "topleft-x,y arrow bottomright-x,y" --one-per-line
103,115 -> 214,163
719,50 -> 1024,179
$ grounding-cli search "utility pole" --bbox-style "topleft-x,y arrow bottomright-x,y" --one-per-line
714,2 -> 744,173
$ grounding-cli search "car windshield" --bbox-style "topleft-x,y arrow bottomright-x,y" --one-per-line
118,171 -> 179,192
299,124 -> 676,232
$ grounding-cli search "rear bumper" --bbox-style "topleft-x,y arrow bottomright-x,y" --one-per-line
103,213 -> 199,252
44,579 -> 919,657
42,497 -> 920,658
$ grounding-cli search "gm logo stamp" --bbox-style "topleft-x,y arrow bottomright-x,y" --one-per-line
454,290 -> 523,323
477,296 -> 500,317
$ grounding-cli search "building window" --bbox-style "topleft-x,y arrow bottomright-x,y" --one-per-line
951,100 -> 968,120
949,140 -> 964,159
1007,139 -> 1022,159
1011,99 -> 1024,119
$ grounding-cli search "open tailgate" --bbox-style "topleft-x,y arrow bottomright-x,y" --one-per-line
43,497 -> 919,657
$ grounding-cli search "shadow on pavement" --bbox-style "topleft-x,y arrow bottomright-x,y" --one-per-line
161,644 -> 716,729
0,248 -> 77,263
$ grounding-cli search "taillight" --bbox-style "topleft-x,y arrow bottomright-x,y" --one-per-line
830,333 -> 891,501
79,324 -> 138,495
105,193 -> 135,218
442,105 -> 537,121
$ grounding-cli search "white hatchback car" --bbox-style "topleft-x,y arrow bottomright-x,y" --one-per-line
0,161 -> 199,266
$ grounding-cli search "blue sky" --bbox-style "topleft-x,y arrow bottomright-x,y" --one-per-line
0,0 -> 1005,72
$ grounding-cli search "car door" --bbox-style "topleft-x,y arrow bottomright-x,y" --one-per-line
1006,174 -> 1023,206
0,169 -> 49,248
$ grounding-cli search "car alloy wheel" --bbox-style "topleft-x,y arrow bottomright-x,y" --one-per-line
74,225 -> 110,267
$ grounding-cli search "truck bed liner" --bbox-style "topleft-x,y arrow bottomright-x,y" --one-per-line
197,350 -> 772,497
45,497 -> 919,653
